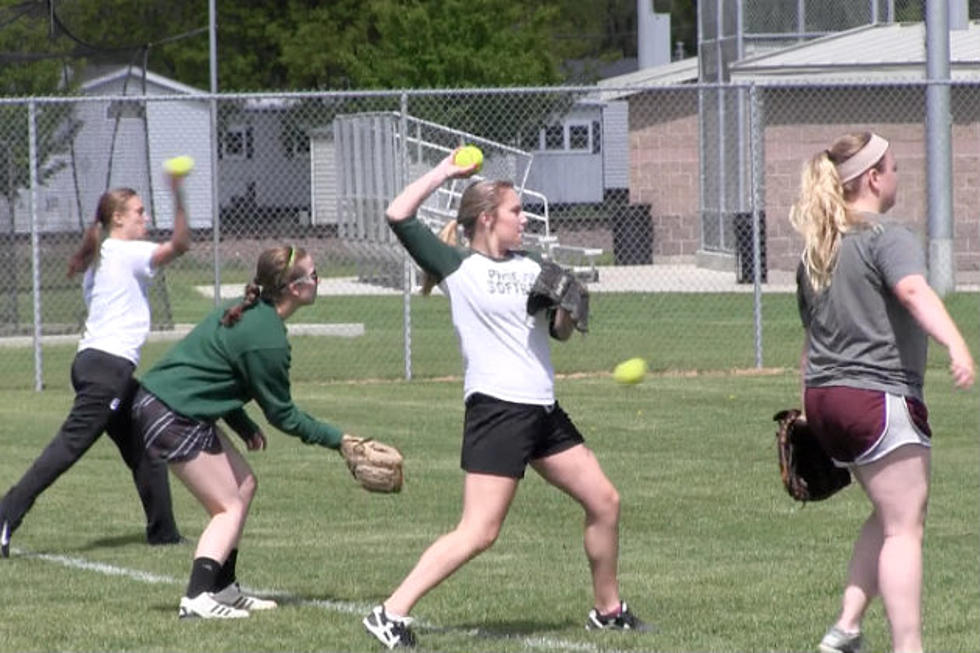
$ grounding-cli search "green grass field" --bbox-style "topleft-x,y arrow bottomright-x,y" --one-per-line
9,286 -> 979,391
0,370 -> 977,652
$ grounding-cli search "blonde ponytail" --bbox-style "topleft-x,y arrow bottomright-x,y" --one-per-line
421,220 -> 460,295
789,152 -> 851,292
789,132 -> 881,292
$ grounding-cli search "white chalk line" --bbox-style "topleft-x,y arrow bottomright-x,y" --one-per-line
13,547 -> 625,653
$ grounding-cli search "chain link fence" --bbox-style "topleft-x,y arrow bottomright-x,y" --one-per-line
1,79 -> 977,390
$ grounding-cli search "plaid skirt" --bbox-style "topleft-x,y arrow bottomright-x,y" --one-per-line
132,386 -> 223,463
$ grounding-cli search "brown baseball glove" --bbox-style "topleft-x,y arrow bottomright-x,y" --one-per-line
773,409 -> 851,502
339,434 -> 404,493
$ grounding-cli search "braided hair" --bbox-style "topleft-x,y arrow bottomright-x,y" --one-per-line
221,245 -> 308,326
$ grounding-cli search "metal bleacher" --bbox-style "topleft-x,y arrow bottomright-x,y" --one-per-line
333,112 -> 601,285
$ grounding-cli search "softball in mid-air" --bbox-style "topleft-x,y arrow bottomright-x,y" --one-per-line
613,357 -> 648,385
162,155 -> 195,177
453,145 -> 483,172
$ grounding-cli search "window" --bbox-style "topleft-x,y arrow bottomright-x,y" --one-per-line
543,125 -> 564,150
284,127 -> 309,158
106,101 -> 144,120
222,125 -> 253,160
538,121 -> 600,153
568,124 -> 590,150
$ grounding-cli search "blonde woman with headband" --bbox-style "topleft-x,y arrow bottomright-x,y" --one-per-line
361,150 -> 649,649
131,246 -> 350,619
790,132 -> 974,653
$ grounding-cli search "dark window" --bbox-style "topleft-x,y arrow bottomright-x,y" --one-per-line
543,125 -> 564,150
225,128 -> 245,157
569,124 -> 590,150
224,126 -> 254,160
106,101 -> 144,119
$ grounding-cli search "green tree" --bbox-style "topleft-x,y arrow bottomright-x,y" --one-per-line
271,0 -> 564,90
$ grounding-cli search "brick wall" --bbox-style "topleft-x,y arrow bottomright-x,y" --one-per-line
627,90 -> 701,258
625,85 -> 980,273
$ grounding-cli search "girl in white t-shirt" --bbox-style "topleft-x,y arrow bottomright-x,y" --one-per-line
0,175 -> 191,558
362,151 -> 649,649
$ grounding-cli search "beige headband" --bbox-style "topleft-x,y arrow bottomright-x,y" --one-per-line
836,133 -> 890,184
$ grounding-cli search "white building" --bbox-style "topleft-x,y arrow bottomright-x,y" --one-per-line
15,67 -> 213,233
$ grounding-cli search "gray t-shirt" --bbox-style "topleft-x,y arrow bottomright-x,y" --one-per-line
796,215 -> 928,399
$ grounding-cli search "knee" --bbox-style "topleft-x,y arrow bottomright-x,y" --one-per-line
589,485 -> 620,524
458,522 -> 501,555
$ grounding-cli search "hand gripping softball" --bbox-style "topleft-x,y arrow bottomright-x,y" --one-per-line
773,409 -> 850,502
339,434 -> 404,493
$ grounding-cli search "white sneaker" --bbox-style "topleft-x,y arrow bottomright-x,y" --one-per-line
818,626 -> 863,653
178,592 -> 250,619
363,604 -> 416,649
0,519 -> 10,559
212,581 -> 278,611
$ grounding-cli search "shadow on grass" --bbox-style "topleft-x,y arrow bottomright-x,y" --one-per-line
439,617 -> 576,636
76,532 -> 148,551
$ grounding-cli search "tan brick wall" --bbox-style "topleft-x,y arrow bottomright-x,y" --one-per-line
627,91 -> 701,258
626,85 -> 980,274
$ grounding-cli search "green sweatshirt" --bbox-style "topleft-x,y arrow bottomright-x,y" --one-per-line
140,300 -> 343,449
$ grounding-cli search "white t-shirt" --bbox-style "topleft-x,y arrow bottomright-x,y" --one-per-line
390,217 -> 555,405
442,252 -> 554,405
78,238 -> 159,365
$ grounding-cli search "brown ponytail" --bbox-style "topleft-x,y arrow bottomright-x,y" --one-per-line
220,281 -> 262,326
67,188 -> 138,278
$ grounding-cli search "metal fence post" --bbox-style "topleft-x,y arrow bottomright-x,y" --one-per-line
399,93 -> 412,381
748,84 -> 764,369
28,100 -> 42,391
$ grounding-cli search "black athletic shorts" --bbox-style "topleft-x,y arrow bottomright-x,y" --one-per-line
132,387 -> 223,463
461,393 -> 585,479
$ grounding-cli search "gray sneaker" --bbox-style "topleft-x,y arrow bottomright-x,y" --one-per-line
818,626 -> 862,653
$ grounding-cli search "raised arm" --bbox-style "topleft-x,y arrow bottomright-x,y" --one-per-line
150,174 -> 192,269
893,274 -> 975,388
386,149 -> 480,223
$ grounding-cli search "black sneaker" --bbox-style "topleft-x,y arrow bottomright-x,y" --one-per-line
0,517 -> 10,558
363,604 -> 417,649
585,601 -> 652,632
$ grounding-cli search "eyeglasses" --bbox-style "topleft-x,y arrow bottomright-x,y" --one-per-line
292,270 -> 318,285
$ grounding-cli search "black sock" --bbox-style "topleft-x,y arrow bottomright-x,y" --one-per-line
186,557 -> 221,599
215,549 -> 238,591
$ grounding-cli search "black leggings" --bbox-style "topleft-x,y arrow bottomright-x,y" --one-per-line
0,348 -> 179,544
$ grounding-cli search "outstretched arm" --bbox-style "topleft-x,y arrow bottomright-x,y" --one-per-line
893,274 -> 975,388
386,149 -> 479,223
150,174 -> 192,269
